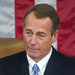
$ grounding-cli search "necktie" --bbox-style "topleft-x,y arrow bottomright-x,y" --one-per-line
33,64 -> 39,75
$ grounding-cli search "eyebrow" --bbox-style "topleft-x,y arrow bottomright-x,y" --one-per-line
37,31 -> 46,36
25,29 -> 32,32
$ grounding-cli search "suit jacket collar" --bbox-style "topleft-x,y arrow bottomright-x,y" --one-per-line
16,51 -> 29,75
44,46 -> 65,75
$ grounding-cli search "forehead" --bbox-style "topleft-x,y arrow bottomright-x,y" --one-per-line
24,12 -> 52,32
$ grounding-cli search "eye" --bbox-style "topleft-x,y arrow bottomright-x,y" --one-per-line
25,31 -> 32,36
38,34 -> 46,39
26,31 -> 31,34
39,34 -> 45,37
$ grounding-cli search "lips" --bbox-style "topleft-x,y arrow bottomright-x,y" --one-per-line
27,46 -> 40,52
28,47 -> 39,50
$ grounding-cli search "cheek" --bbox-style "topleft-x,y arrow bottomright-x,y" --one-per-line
24,36 -> 29,43
40,38 -> 52,51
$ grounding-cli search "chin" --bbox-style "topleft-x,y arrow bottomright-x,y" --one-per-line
29,53 -> 39,59
29,54 -> 38,58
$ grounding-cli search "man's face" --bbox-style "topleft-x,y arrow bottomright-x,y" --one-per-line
23,12 -> 58,62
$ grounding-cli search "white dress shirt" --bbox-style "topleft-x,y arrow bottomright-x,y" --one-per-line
27,47 -> 52,75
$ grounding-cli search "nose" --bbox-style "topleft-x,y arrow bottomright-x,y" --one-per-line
30,35 -> 37,45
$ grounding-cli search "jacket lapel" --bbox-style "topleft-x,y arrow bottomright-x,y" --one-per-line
44,47 -> 65,75
16,51 -> 29,75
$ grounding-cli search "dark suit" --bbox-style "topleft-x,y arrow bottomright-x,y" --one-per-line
0,47 -> 75,75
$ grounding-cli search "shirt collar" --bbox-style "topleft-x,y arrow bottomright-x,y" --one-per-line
37,47 -> 52,74
27,47 -> 52,75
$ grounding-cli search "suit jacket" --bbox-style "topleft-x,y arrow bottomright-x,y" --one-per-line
0,47 -> 75,75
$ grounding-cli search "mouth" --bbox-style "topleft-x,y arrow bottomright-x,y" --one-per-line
27,47 -> 40,52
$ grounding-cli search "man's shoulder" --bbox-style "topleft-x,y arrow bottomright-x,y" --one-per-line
57,50 -> 75,62
0,51 -> 26,63
52,46 -> 75,64
0,51 -> 28,75
50,47 -> 75,73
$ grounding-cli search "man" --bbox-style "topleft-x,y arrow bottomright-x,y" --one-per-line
0,4 -> 75,75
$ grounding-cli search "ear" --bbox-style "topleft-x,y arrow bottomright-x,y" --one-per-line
51,30 -> 59,43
